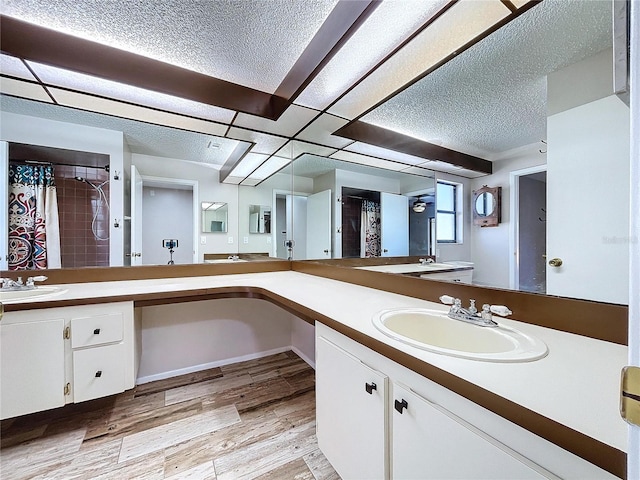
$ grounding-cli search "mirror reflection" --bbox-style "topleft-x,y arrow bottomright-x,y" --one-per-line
248,205 -> 271,234
475,193 -> 494,217
201,202 -> 228,233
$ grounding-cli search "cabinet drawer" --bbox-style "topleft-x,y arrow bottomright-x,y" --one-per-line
420,270 -> 473,284
72,343 -> 125,402
71,312 -> 123,348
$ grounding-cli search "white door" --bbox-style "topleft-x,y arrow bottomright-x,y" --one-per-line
286,194 -> 307,260
1,318 -> 66,419
306,189 -> 332,260
546,96 -> 630,304
0,141 -> 8,270
316,336 -> 388,479
381,192 -> 409,257
392,383 -> 545,479
130,165 -> 143,265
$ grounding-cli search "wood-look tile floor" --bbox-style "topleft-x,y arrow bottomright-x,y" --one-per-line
0,351 -> 340,480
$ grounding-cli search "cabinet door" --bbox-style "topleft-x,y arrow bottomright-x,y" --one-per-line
391,384 -> 546,479
316,336 -> 388,479
0,318 -> 65,419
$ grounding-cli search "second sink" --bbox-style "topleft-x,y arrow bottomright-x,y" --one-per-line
372,308 -> 548,362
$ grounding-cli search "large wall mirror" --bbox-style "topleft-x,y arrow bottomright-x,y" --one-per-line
0,0 -> 630,308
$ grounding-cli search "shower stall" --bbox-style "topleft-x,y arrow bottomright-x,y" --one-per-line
6,143 -> 111,269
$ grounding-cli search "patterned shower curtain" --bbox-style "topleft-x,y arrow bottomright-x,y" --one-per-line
360,199 -> 381,258
8,164 -> 61,270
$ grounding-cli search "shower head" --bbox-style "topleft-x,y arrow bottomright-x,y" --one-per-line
74,176 -> 86,182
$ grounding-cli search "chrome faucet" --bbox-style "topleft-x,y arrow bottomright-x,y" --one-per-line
419,258 -> 434,265
1,275 -> 47,291
227,255 -> 240,261
439,295 -> 512,327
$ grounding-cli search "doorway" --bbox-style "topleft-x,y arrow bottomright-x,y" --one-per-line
510,166 -> 547,293
130,167 -> 198,265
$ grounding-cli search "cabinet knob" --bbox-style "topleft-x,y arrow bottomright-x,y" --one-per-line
93,328 -> 101,335
95,370 -> 102,378
394,399 -> 408,414
365,382 -> 377,394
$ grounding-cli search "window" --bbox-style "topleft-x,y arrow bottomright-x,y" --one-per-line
436,181 -> 458,243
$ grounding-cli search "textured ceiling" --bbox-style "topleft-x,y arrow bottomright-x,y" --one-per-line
0,0 -> 623,181
1,0 -> 338,93
362,0 -> 613,158
0,96 -> 243,166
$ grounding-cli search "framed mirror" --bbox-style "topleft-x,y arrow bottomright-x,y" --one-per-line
201,202 -> 228,233
473,186 -> 501,227
248,204 -> 271,234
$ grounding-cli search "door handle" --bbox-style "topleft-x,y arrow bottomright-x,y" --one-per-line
548,258 -> 563,267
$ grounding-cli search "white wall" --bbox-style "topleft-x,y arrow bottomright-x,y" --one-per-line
0,111 -> 126,265
141,186 -> 193,265
132,153 -> 238,260
137,298 -> 314,382
467,145 -> 544,288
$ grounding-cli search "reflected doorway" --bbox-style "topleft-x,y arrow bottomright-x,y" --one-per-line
511,166 -> 547,293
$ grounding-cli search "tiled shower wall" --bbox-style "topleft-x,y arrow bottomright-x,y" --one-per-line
341,196 -> 362,258
55,165 -> 110,268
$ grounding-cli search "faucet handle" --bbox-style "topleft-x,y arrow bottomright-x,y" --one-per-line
490,305 -> 512,317
439,295 -> 455,305
468,299 -> 477,315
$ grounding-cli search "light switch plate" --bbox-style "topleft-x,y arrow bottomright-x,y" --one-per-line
227,236 -> 234,244
200,236 -> 206,245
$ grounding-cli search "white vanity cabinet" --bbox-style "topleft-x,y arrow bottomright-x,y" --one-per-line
0,316 -> 66,419
316,322 -> 616,480
391,383 -> 543,479
316,336 -> 388,479
0,302 -> 136,419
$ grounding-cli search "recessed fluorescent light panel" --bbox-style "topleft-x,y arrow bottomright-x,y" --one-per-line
295,0 -> 449,111
0,54 -> 36,81
247,155 -> 291,180
27,61 -> 235,123
228,152 -> 269,178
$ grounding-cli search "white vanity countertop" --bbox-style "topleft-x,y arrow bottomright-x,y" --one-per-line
355,263 -> 472,274
4,270 -> 628,453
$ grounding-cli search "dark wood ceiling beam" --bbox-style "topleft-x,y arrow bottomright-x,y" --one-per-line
219,142 -> 254,183
274,0 -> 381,105
334,120 -> 492,174
0,15 -> 279,119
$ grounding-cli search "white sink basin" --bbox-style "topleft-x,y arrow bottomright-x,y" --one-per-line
372,308 -> 548,362
0,286 -> 67,302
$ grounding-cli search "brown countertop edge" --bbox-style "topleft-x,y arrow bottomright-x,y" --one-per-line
291,261 -> 628,347
3,283 -> 626,478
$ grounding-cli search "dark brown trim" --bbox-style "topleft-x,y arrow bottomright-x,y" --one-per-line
9,143 -> 109,168
19,58 -> 57,104
2,281 -> 626,477
290,261 -> 628,346
334,120 -> 493,173
0,15 -> 277,119
500,0 -> 519,13
275,0 -> 381,104
218,142 -> 254,182
0,261 -> 290,286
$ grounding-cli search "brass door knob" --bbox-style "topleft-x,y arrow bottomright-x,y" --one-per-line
548,258 -> 563,267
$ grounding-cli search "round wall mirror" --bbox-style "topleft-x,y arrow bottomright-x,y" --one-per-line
474,192 -> 495,217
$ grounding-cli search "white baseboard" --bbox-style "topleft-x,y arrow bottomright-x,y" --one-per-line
136,346 -> 292,385
291,345 -> 315,370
